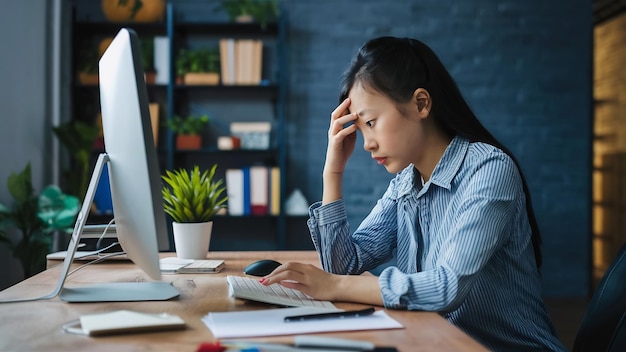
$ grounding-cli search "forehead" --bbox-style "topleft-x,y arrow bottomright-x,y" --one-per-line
347,82 -> 393,113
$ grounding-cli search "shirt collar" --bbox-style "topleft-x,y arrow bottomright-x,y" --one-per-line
429,136 -> 468,190
395,136 -> 469,197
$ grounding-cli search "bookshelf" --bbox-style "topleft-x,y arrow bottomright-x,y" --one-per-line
70,1 -> 309,251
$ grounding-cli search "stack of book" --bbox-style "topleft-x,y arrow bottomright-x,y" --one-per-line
226,166 -> 280,216
219,38 -> 263,85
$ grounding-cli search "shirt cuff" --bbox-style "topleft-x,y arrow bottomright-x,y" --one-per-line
311,199 -> 346,226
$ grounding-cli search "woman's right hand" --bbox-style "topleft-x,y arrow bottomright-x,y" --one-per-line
324,98 -> 358,176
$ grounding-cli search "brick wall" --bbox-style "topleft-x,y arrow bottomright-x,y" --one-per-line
282,0 -> 593,296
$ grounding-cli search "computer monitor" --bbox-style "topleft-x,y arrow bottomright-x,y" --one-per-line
98,27 -> 168,279
0,28 -> 179,303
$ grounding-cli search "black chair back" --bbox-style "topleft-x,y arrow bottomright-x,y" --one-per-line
573,243 -> 626,352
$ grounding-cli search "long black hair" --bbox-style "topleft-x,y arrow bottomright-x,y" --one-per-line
339,36 -> 542,269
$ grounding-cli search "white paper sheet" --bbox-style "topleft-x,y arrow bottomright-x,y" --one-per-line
202,306 -> 404,339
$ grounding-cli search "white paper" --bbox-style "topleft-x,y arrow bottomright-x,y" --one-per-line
202,306 -> 404,339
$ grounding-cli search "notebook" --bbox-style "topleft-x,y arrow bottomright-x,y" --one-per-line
159,257 -> 224,274
63,310 -> 186,336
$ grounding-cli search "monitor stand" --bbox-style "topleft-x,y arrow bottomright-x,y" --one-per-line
1,154 -> 179,303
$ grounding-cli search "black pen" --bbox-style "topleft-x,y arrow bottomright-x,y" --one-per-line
284,307 -> 376,323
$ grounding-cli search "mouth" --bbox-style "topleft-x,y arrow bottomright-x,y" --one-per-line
373,157 -> 387,165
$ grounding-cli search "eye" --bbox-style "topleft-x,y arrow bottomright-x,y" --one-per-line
365,120 -> 375,127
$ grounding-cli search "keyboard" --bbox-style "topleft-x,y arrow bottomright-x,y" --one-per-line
227,275 -> 336,309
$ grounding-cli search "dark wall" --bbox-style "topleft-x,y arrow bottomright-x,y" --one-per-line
281,0 -> 593,297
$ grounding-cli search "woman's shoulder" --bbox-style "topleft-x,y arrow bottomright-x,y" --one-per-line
466,140 -> 514,166
460,140 -> 523,190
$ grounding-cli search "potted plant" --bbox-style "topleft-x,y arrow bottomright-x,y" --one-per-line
161,164 -> 228,259
140,36 -> 156,84
176,48 -> 221,85
165,114 -> 209,150
77,47 -> 100,85
0,164 -> 80,279
218,0 -> 279,28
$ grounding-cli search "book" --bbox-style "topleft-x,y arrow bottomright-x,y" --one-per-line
242,166 -> 251,215
159,257 -> 224,274
219,38 -> 236,85
153,36 -> 170,84
250,165 -> 269,215
269,166 -> 281,215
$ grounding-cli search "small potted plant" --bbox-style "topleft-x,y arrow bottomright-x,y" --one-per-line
161,164 -> 228,259
176,48 -> 221,85
165,114 -> 209,150
218,0 -> 279,28
76,47 -> 100,85
140,36 -> 156,84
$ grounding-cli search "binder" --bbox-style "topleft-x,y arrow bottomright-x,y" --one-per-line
250,165 -> 269,215
226,168 -> 244,216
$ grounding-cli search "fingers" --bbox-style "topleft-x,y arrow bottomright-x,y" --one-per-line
330,98 -> 351,120
259,262 -> 309,286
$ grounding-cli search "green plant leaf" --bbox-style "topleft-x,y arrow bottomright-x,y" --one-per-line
161,164 -> 228,223
7,164 -> 34,204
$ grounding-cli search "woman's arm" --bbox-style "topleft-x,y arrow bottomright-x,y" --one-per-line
322,98 -> 357,204
261,262 -> 384,306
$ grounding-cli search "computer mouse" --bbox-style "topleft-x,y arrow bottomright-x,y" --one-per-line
244,259 -> 282,277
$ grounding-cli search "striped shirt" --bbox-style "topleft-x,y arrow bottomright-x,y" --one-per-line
307,136 -> 566,351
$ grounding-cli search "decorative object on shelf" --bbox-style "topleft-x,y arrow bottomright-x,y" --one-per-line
165,114 -> 209,150
52,120 -> 101,199
285,189 -> 309,215
176,48 -> 220,86
0,164 -> 79,278
161,165 -> 228,259
230,121 -> 271,149
101,0 -> 166,23
217,136 -> 241,150
218,0 -> 279,28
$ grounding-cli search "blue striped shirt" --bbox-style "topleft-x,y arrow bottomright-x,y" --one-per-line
307,136 -> 566,351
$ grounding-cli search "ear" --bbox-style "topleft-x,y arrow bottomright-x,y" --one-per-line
412,88 -> 431,118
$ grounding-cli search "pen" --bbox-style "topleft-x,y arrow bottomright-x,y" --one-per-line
284,307 -> 376,323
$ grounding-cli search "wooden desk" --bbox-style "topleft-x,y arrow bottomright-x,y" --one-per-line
0,251 -> 487,352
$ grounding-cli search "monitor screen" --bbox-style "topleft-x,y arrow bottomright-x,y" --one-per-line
98,27 -> 168,280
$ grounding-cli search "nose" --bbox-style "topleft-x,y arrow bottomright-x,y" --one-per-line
363,134 -> 377,152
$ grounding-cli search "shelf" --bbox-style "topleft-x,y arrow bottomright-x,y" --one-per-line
73,21 -> 167,36
71,1 -> 291,250
172,22 -> 279,37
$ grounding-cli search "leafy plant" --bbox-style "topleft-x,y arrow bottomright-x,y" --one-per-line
53,120 -> 101,199
218,0 -> 279,28
165,115 -> 209,135
176,48 -> 220,76
0,164 -> 79,278
161,165 -> 228,223
77,47 -> 100,75
139,36 -> 155,71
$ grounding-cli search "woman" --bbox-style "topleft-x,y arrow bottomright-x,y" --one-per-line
261,36 -> 566,351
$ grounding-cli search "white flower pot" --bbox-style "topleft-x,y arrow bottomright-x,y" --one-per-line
172,221 -> 213,259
